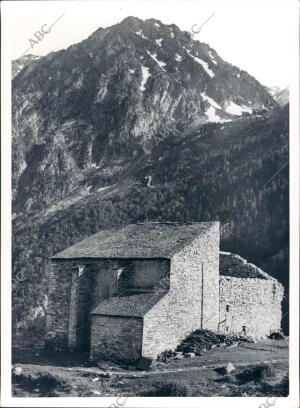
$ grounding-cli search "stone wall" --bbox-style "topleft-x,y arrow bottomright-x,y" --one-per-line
219,276 -> 284,338
45,259 -> 119,350
129,260 -> 167,289
90,315 -> 143,363
45,261 -> 73,349
142,223 -> 220,357
45,258 -> 168,353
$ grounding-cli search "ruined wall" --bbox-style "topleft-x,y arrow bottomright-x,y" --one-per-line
142,222 -> 220,358
90,315 -> 143,363
219,253 -> 284,338
220,252 -> 271,279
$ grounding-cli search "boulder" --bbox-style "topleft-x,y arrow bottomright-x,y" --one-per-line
13,366 -> 23,376
185,352 -> 196,358
225,362 -> 235,373
226,342 -> 238,348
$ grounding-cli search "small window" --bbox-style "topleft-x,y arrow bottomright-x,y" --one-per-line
242,326 -> 246,333
226,326 -> 229,332
226,305 -> 230,312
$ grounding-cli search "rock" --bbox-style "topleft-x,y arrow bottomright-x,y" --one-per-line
102,372 -> 112,378
219,342 -> 227,347
185,352 -> 196,358
211,344 -> 217,349
93,391 -> 101,395
92,377 -> 100,382
225,362 -> 235,373
226,342 -> 238,348
13,366 -> 23,375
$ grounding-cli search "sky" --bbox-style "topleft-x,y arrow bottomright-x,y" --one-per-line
5,0 -> 298,88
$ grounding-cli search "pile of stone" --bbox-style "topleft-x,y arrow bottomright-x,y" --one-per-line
176,329 -> 242,355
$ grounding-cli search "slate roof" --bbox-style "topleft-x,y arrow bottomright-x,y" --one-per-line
52,222 -> 218,259
91,291 -> 167,317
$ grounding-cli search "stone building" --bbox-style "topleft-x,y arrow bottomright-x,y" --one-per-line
45,222 -> 283,363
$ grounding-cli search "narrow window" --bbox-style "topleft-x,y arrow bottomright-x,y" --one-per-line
226,305 -> 230,312
242,326 -> 246,333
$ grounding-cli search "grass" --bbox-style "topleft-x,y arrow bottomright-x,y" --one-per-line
12,339 -> 289,397
236,363 -> 276,384
12,369 -> 72,397
142,379 -> 192,396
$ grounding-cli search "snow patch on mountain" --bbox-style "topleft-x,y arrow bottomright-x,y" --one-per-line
155,38 -> 163,47
205,106 -> 221,122
146,51 -> 166,71
135,29 -> 148,40
201,92 -> 222,110
175,53 -> 182,62
209,51 -> 217,65
225,101 -> 252,116
185,49 -> 214,77
140,65 -> 151,91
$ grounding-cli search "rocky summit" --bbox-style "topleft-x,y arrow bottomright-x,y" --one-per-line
12,16 -> 274,215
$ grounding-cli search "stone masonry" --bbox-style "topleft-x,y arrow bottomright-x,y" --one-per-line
45,222 -> 284,362
219,252 -> 284,338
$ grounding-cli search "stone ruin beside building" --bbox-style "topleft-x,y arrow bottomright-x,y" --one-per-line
45,222 -> 284,363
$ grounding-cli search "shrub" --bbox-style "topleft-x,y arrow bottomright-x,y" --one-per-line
260,374 -> 289,397
237,364 -> 276,384
268,332 -> 285,340
149,380 -> 192,396
157,349 -> 176,363
12,370 -> 71,396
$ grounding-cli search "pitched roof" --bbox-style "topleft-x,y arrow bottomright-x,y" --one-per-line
91,291 -> 167,317
52,222 -> 218,259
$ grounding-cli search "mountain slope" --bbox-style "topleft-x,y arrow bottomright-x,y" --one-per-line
12,105 -> 289,345
12,16 -> 275,216
12,54 -> 41,79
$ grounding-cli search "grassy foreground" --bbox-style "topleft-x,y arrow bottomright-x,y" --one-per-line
12,339 -> 288,397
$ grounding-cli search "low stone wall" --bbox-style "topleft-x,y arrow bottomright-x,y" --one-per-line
90,315 -> 143,363
219,276 -> 284,338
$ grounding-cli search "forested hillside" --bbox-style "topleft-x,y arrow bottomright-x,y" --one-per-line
12,103 -> 289,345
